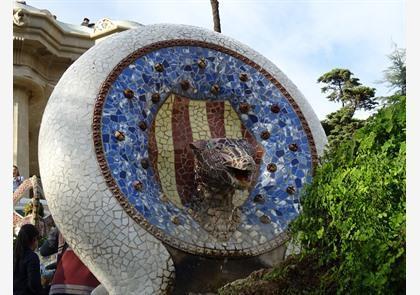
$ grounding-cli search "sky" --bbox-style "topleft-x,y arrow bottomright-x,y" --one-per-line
27,0 -> 406,120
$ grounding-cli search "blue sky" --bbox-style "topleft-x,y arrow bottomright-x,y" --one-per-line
29,0 -> 405,120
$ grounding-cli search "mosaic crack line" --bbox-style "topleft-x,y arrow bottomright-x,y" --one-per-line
92,39 -> 318,257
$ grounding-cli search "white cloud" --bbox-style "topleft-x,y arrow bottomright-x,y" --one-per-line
217,1 -> 405,119
31,0 -> 405,119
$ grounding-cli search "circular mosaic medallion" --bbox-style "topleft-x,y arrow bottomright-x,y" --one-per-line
93,40 -> 320,256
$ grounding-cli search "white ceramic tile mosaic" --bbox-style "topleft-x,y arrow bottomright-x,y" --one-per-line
38,24 -> 326,294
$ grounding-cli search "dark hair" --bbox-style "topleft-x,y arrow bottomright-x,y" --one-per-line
13,165 -> 20,176
13,224 -> 39,274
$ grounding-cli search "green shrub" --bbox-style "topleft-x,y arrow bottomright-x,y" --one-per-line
292,96 -> 406,294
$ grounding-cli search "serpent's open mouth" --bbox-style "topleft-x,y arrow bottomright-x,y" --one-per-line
228,167 -> 253,184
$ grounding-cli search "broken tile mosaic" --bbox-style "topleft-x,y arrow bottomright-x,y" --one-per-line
99,45 -> 314,253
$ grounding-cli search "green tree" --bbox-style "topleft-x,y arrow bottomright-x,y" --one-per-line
343,85 -> 377,112
292,96 -> 406,294
382,45 -> 406,96
321,107 -> 364,148
317,69 -> 361,105
218,96 -> 406,295
318,68 -> 377,115
318,69 -> 377,148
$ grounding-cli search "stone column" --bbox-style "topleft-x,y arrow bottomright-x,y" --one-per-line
13,86 -> 30,179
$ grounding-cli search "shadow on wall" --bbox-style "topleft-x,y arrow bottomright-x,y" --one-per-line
167,245 -> 287,294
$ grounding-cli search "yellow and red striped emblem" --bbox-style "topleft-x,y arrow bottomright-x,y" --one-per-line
149,94 -> 261,208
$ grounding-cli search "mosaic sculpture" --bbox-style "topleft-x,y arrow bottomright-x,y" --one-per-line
189,138 -> 258,240
13,176 -> 54,237
38,24 -> 327,294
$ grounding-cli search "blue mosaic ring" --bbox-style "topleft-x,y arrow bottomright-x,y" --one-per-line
93,39 -> 320,256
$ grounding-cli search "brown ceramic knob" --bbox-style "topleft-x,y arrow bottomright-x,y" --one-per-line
154,63 -> 164,72
271,104 -> 280,113
171,215 -> 180,225
140,158 -> 149,169
286,186 -> 296,195
123,89 -> 134,99
197,57 -> 207,69
114,131 -> 125,141
239,73 -> 248,82
138,121 -> 147,131
180,80 -> 190,91
288,143 -> 299,152
253,194 -> 265,204
239,102 -> 251,114
151,93 -> 160,103
133,180 -> 143,191
267,163 -> 277,173
260,130 -> 270,140
210,84 -> 220,95
260,215 -> 271,224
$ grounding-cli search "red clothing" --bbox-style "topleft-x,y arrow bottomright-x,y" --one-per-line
49,248 -> 100,294
49,234 -> 100,295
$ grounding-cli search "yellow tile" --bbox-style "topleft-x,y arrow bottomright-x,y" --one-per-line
189,100 -> 211,141
224,101 -> 242,138
155,94 -> 183,208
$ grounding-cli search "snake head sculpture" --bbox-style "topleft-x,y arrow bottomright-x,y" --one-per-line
189,138 -> 257,191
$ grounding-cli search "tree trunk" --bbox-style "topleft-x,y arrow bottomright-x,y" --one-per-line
210,0 -> 221,33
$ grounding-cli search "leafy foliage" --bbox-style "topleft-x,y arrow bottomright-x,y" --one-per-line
343,85 -> 377,111
292,96 -> 406,294
317,69 -> 361,105
381,45 -> 406,96
318,68 -> 377,150
321,107 -> 365,149
317,68 -> 377,113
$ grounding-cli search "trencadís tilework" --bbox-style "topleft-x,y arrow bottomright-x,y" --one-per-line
39,24 -> 326,294
94,41 -> 318,256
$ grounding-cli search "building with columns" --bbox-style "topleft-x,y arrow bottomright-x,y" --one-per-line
13,1 -> 141,179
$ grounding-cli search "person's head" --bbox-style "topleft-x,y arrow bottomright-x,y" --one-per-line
83,17 -> 89,23
15,224 -> 39,252
13,165 -> 19,177
14,224 -> 40,272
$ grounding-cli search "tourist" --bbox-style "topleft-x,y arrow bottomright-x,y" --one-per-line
40,227 -> 100,294
13,223 -> 45,295
81,17 -> 95,28
13,165 -> 25,192
80,18 -> 89,26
